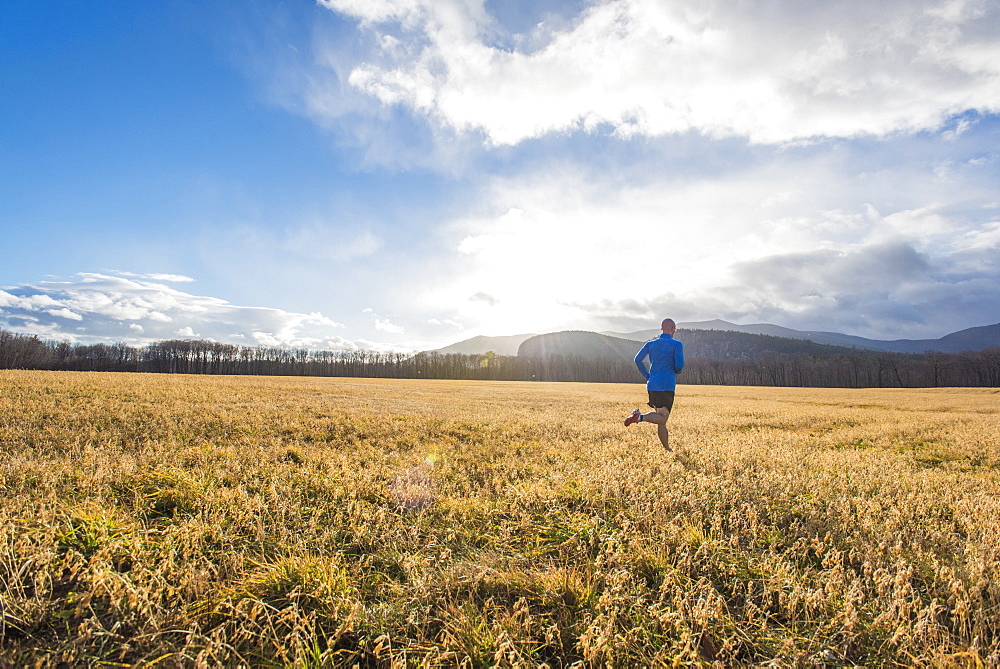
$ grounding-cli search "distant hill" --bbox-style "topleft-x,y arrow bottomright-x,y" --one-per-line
516,331 -> 642,360
518,329 -> 862,361
606,320 -> 1000,354
433,321 -> 999,357
915,323 -> 1000,354
431,333 -> 535,356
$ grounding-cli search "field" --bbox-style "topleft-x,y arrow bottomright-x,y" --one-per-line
1,371 -> 998,667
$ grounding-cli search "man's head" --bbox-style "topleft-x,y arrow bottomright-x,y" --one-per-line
661,318 -> 676,334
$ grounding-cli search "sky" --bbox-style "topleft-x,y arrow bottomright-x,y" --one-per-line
2,0 -> 999,352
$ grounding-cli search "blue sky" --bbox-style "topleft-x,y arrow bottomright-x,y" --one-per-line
2,0 -> 999,351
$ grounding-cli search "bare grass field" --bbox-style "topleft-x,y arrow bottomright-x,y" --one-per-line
1,371 -> 998,666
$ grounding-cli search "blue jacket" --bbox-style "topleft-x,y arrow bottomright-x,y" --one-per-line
634,333 -> 684,391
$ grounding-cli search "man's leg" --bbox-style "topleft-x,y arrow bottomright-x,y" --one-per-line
640,407 -> 672,450
657,418 -> 671,451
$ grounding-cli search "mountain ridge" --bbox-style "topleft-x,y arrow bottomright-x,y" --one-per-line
431,321 -> 1000,356
518,329 -> 878,361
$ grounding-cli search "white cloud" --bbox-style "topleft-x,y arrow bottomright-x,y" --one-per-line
469,292 -> 498,306
0,291 -> 61,310
409,149 -> 1000,339
320,0 -> 1000,146
364,307 -> 405,333
0,273 -> 359,349
114,271 -> 196,282
375,319 -> 404,333
569,229 -> 1000,338
47,308 -> 83,321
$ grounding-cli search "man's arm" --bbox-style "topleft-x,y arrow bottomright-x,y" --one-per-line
634,343 -> 651,380
674,341 -> 685,373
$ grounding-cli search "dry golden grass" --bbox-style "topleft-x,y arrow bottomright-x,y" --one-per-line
1,370 -> 998,667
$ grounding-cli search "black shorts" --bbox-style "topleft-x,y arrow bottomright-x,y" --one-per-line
647,390 -> 675,411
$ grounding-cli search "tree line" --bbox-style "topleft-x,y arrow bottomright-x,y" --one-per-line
1,328 -> 998,388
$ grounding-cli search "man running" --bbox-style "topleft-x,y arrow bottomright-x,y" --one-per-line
625,318 -> 685,451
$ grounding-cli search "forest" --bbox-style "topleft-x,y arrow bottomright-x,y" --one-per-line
1,327 -> 998,388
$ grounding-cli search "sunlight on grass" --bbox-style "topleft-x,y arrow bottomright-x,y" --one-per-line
1,371 -> 998,665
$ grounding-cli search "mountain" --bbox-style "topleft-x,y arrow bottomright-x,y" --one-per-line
606,320 -> 1000,354
516,331 -> 642,360
518,329 -> 863,361
432,321 -> 999,357
911,323 -> 1000,354
430,333 -> 535,356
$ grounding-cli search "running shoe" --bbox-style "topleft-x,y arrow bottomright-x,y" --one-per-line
624,409 -> 641,426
